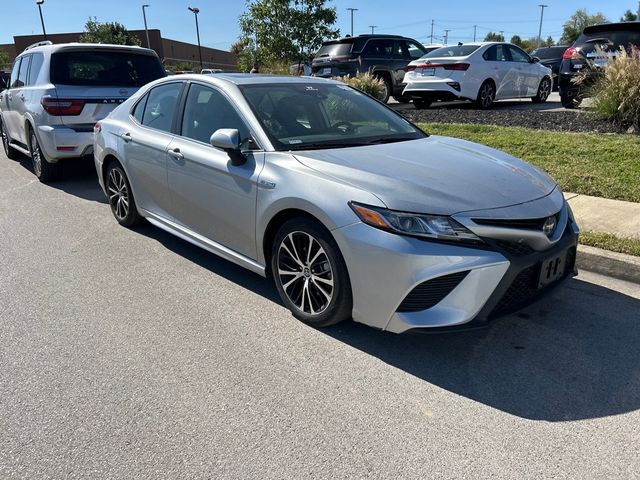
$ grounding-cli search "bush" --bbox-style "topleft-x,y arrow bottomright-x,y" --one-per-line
586,48 -> 640,130
335,73 -> 385,101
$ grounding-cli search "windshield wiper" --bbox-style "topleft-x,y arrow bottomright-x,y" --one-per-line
362,136 -> 419,145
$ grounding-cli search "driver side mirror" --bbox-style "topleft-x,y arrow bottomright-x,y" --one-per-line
210,128 -> 246,166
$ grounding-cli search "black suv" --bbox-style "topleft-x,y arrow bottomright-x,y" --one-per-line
311,34 -> 428,103
559,22 -> 640,108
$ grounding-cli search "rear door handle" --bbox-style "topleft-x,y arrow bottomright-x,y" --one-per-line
168,148 -> 184,161
120,132 -> 132,142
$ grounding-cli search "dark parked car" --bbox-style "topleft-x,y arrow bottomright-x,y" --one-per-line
311,34 -> 429,103
530,45 -> 569,90
559,22 -> 640,108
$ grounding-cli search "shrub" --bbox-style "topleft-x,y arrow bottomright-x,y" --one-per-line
335,73 -> 385,101
584,48 -> 640,130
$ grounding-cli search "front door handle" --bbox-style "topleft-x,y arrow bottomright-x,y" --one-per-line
120,132 -> 132,143
168,148 -> 184,161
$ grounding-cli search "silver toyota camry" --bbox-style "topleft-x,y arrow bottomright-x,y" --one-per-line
94,74 -> 579,333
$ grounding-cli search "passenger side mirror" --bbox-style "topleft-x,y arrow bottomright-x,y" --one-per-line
210,128 -> 246,166
531,57 -> 540,63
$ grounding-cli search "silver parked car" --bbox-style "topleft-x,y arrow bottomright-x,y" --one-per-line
94,74 -> 579,333
0,41 -> 165,182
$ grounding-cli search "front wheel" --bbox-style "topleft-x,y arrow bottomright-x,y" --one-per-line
105,162 -> 143,227
475,80 -> 495,109
30,129 -> 59,183
532,77 -> 552,103
271,218 -> 352,328
560,92 -> 582,109
375,75 -> 392,103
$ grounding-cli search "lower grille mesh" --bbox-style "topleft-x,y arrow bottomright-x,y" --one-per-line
397,271 -> 469,313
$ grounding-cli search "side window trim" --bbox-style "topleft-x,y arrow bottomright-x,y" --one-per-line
178,80 -> 262,150
130,92 -> 150,125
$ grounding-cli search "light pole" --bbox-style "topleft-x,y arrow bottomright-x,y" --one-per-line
36,0 -> 47,40
537,4 -> 548,48
188,6 -> 203,70
142,4 -> 151,49
443,29 -> 450,45
473,25 -> 477,42
346,8 -> 358,36
429,20 -> 434,44
368,25 -> 377,34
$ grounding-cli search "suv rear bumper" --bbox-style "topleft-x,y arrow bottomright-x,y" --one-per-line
37,125 -> 94,161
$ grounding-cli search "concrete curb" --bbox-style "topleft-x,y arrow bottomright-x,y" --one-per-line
577,245 -> 640,285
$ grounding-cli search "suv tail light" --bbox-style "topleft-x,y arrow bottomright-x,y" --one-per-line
562,47 -> 580,60
41,96 -> 85,116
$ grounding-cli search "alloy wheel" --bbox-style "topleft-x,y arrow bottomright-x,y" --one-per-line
480,83 -> 494,108
107,168 -> 130,220
277,231 -> 334,316
30,132 -> 42,177
539,78 -> 551,102
1,122 -> 8,154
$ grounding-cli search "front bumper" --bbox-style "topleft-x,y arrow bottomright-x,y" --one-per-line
333,213 -> 579,334
37,124 -> 94,161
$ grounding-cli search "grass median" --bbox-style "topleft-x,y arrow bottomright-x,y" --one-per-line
419,123 -> 640,203
579,231 -> 640,257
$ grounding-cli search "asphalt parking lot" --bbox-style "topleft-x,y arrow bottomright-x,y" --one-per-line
390,92 -> 569,112
1,150 -> 639,479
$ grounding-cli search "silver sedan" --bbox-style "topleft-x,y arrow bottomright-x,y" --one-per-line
94,74 -> 579,333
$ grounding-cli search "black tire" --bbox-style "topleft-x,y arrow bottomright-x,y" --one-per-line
271,217 -> 352,328
393,95 -> 411,103
105,161 -> 143,227
375,74 -> 392,103
1,117 -> 22,160
532,77 -> 552,103
560,92 -> 582,109
475,80 -> 496,109
29,128 -> 59,183
414,99 -> 432,110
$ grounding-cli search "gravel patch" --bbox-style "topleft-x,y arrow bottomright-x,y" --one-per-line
400,107 -> 626,134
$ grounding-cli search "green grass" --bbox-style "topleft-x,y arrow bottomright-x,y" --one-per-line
419,123 -> 640,203
579,231 -> 640,257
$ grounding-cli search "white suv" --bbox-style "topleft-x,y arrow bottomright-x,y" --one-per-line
0,41 -> 165,182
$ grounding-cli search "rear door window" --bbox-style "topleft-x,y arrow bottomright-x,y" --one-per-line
132,93 -> 149,123
27,52 -> 44,86
50,50 -> 165,86
9,58 -> 21,88
16,55 -> 31,88
141,82 -> 183,133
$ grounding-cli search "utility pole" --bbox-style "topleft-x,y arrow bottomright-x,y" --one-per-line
499,30 -> 504,41
430,19 -> 434,44
346,8 -> 358,36
36,0 -> 47,40
473,25 -> 477,42
142,4 -> 151,49
368,25 -> 377,34
637,0 -> 639,19
537,4 -> 548,48
188,6 -> 203,70
443,29 -> 451,45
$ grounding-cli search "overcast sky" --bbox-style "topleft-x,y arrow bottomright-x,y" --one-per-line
1,0 -> 636,49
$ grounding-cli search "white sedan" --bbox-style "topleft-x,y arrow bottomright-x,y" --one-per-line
402,42 -> 553,109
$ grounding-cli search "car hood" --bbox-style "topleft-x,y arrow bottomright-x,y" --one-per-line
292,136 -> 556,215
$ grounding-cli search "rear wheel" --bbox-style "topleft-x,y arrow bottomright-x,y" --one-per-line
560,92 -> 582,109
1,117 -> 21,160
475,80 -> 495,109
271,218 -> 352,328
29,128 -> 59,183
105,162 -> 143,227
375,74 -> 392,103
532,77 -> 552,103
414,99 -> 432,109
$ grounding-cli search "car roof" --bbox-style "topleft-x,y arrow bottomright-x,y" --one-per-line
20,41 -> 156,56
583,21 -> 640,34
172,73 -> 337,86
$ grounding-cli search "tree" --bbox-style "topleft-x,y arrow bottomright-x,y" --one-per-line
79,17 -> 141,46
545,36 -> 555,48
0,48 -> 10,69
237,0 -> 339,71
620,9 -> 638,21
484,32 -> 505,42
560,9 -> 608,45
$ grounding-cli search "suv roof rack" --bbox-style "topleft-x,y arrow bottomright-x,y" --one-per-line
24,40 -> 53,51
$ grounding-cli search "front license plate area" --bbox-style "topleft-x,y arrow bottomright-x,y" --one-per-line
538,250 -> 567,288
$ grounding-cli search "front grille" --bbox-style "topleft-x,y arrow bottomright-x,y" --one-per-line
491,246 -> 577,316
397,271 -> 469,313
472,212 -> 560,231
494,240 -> 535,257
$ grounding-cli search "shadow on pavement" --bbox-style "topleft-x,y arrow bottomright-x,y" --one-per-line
17,156 -> 107,204
128,215 -> 639,423
319,278 -> 640,422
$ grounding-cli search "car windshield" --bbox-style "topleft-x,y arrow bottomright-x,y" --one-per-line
421,45 -> 480,59
50,50 -> 165,87
240,83 -> 426,151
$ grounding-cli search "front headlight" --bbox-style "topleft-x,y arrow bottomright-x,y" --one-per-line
349,202 -> 483,243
